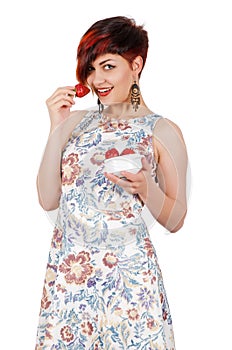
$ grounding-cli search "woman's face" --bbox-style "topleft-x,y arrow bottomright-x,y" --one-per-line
86,53 -> 135,105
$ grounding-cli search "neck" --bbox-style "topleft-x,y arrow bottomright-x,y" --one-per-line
101,99 -> 151,120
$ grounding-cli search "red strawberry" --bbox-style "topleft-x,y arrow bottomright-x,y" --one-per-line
105,148 -> 119,159
121,148 -> 135,155
75,83 -> 90,98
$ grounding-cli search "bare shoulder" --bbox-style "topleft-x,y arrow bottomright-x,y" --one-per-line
152,116 -> 188,163
68,109 -> 89,125
154,117 -> 186,146
55,110 -> 89,149
154,116 -> 183,136
165,117 -> 185,141
62,109 -> 88,133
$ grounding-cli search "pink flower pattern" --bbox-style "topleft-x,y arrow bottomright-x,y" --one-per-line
61,152 -> 81,185
59,251 -> 93,285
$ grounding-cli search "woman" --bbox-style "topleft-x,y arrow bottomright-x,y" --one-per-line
36,16 -> 188,349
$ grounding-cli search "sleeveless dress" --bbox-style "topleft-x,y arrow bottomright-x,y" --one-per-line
35,111 -> 175,350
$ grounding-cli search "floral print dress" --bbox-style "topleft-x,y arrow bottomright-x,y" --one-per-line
35,111 -> 175,350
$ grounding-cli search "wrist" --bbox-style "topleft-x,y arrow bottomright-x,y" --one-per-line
138,174 -> 154,205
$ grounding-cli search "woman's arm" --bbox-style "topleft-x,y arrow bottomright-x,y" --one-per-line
105,117 -> 188,233
145,117 -> 188,232
36,86 -> 84,211
36,125 -> 64,211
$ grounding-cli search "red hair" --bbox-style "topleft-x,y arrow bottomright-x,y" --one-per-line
76,16 -> 149,85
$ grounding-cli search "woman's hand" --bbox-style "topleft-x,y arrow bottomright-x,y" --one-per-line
46,86 -> 76,130
104,157 -> 152,203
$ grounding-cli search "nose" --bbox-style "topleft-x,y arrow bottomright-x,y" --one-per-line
88,69 -> 106,87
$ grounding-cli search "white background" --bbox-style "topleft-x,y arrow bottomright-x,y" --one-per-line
0,0 -> 231,349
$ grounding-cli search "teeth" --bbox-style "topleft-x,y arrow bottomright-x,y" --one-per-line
98,88 -> 112,93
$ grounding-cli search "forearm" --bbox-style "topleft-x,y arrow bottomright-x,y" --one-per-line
37,86 -> 86,210
142,178 -> 187,233
37,127 -> 63,210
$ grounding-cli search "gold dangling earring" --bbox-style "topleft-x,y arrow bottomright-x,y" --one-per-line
130,81 -> 140,112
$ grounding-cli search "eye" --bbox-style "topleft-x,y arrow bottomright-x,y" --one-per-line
87,65 -> 94,73
104,64 -> 115,70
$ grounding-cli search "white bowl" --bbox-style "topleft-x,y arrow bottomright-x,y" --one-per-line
104,154 -> 142,176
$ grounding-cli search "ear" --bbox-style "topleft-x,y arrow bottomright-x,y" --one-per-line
132,56 -> 143,75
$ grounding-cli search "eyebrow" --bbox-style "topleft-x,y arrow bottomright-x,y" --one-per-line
99,58 -> 115,66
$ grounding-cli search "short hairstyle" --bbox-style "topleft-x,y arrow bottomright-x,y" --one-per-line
76,16 -> 149,84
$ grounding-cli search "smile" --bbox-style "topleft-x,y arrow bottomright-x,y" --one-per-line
97,87 -> 113,97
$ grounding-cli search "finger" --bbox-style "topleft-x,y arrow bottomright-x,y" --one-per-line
52,93 -> 75,106
56,86 -> 76,95
105,173 -> 138,194
105,172 -> 139,195
120,170 -> 143,182
105,172 -> 134,191
141,156 -> 151,171
57,99 -> 75,110
104,172 -> 125,185
47,92 -> 75,111
47,87 -> 76,102
47,99 -> 74,114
